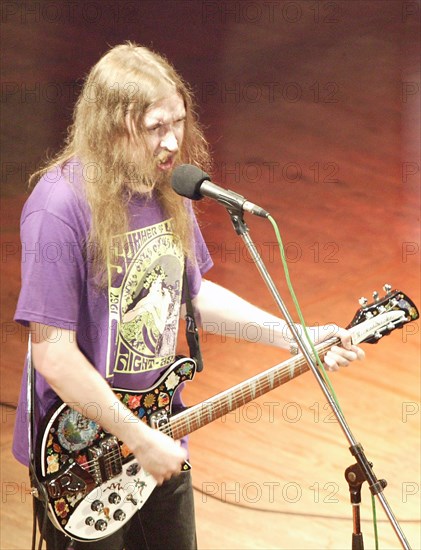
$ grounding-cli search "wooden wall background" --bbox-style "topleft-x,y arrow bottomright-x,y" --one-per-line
1,1 -> 420,549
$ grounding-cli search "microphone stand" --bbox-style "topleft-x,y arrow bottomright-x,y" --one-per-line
227,209 -> 411,550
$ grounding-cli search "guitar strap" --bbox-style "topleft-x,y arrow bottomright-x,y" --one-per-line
27,334 -> 42,493
26,335 -> 51,549
183,264 -> 204,372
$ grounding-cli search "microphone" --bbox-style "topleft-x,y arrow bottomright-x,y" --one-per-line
171,164 -> 270,218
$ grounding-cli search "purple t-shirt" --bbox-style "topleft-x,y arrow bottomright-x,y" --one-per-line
13,162 -> 213,466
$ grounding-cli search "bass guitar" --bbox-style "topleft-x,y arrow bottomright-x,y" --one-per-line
35,287 -> 418,541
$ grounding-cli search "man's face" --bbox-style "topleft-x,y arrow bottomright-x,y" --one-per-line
142,93 -> 186,173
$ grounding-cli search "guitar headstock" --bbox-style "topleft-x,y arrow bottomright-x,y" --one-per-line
347,285 -> 419,344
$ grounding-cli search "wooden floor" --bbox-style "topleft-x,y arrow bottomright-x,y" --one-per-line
1,1 -> 420,549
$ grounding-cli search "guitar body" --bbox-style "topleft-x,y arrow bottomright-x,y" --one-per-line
36,356 -> 196,542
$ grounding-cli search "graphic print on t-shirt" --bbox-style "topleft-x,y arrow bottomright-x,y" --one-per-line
107,219 -> 183,379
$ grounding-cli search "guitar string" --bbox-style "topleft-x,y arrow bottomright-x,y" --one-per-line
166,341 -> 334,438
168,309 -> 405,440
65,342 -> 334,472
167,363 -> 308,436
74,355 -> 314,471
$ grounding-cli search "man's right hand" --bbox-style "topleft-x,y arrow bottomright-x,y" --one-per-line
133,426 -> 187,485
30,323 -> 187,486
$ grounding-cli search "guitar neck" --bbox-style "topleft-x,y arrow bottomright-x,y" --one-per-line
169,338 -> 338,440
167,303 -> 412,439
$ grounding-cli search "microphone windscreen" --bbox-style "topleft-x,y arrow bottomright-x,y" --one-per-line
171,164 -> 210,201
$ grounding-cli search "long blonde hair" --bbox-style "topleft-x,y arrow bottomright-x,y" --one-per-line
30,42 -> 211,284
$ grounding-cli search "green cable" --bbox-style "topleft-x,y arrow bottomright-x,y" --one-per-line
267,214 -> 341,405
372,494 -> 379,549
267,214 -> 380,549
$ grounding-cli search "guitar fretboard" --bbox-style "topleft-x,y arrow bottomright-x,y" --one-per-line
168,339 -> 337,440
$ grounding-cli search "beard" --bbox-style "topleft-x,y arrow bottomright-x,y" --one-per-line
121,146 -> 182,195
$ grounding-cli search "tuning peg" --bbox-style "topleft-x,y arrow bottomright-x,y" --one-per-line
373,291 -> 379,302
359,297 -> 368,306
383,284 -> 392,294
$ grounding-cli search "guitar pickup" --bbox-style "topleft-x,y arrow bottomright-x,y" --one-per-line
150,410 -> 171,432
88,436 -> 122,484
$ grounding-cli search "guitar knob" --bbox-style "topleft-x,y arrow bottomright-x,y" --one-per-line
109,492 -> 121,504
113,509 -> 126,521
373,291 -> 379,302
383,283 -> 392,294
94,519 -> 108,531
91,500 -> 104,512
359,297 -> 368,306
85,516 -> 95,526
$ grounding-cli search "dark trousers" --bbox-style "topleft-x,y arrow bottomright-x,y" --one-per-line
35,472 -> 197,550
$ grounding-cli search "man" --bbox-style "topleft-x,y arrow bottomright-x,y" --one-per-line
13,43 -> 364,549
